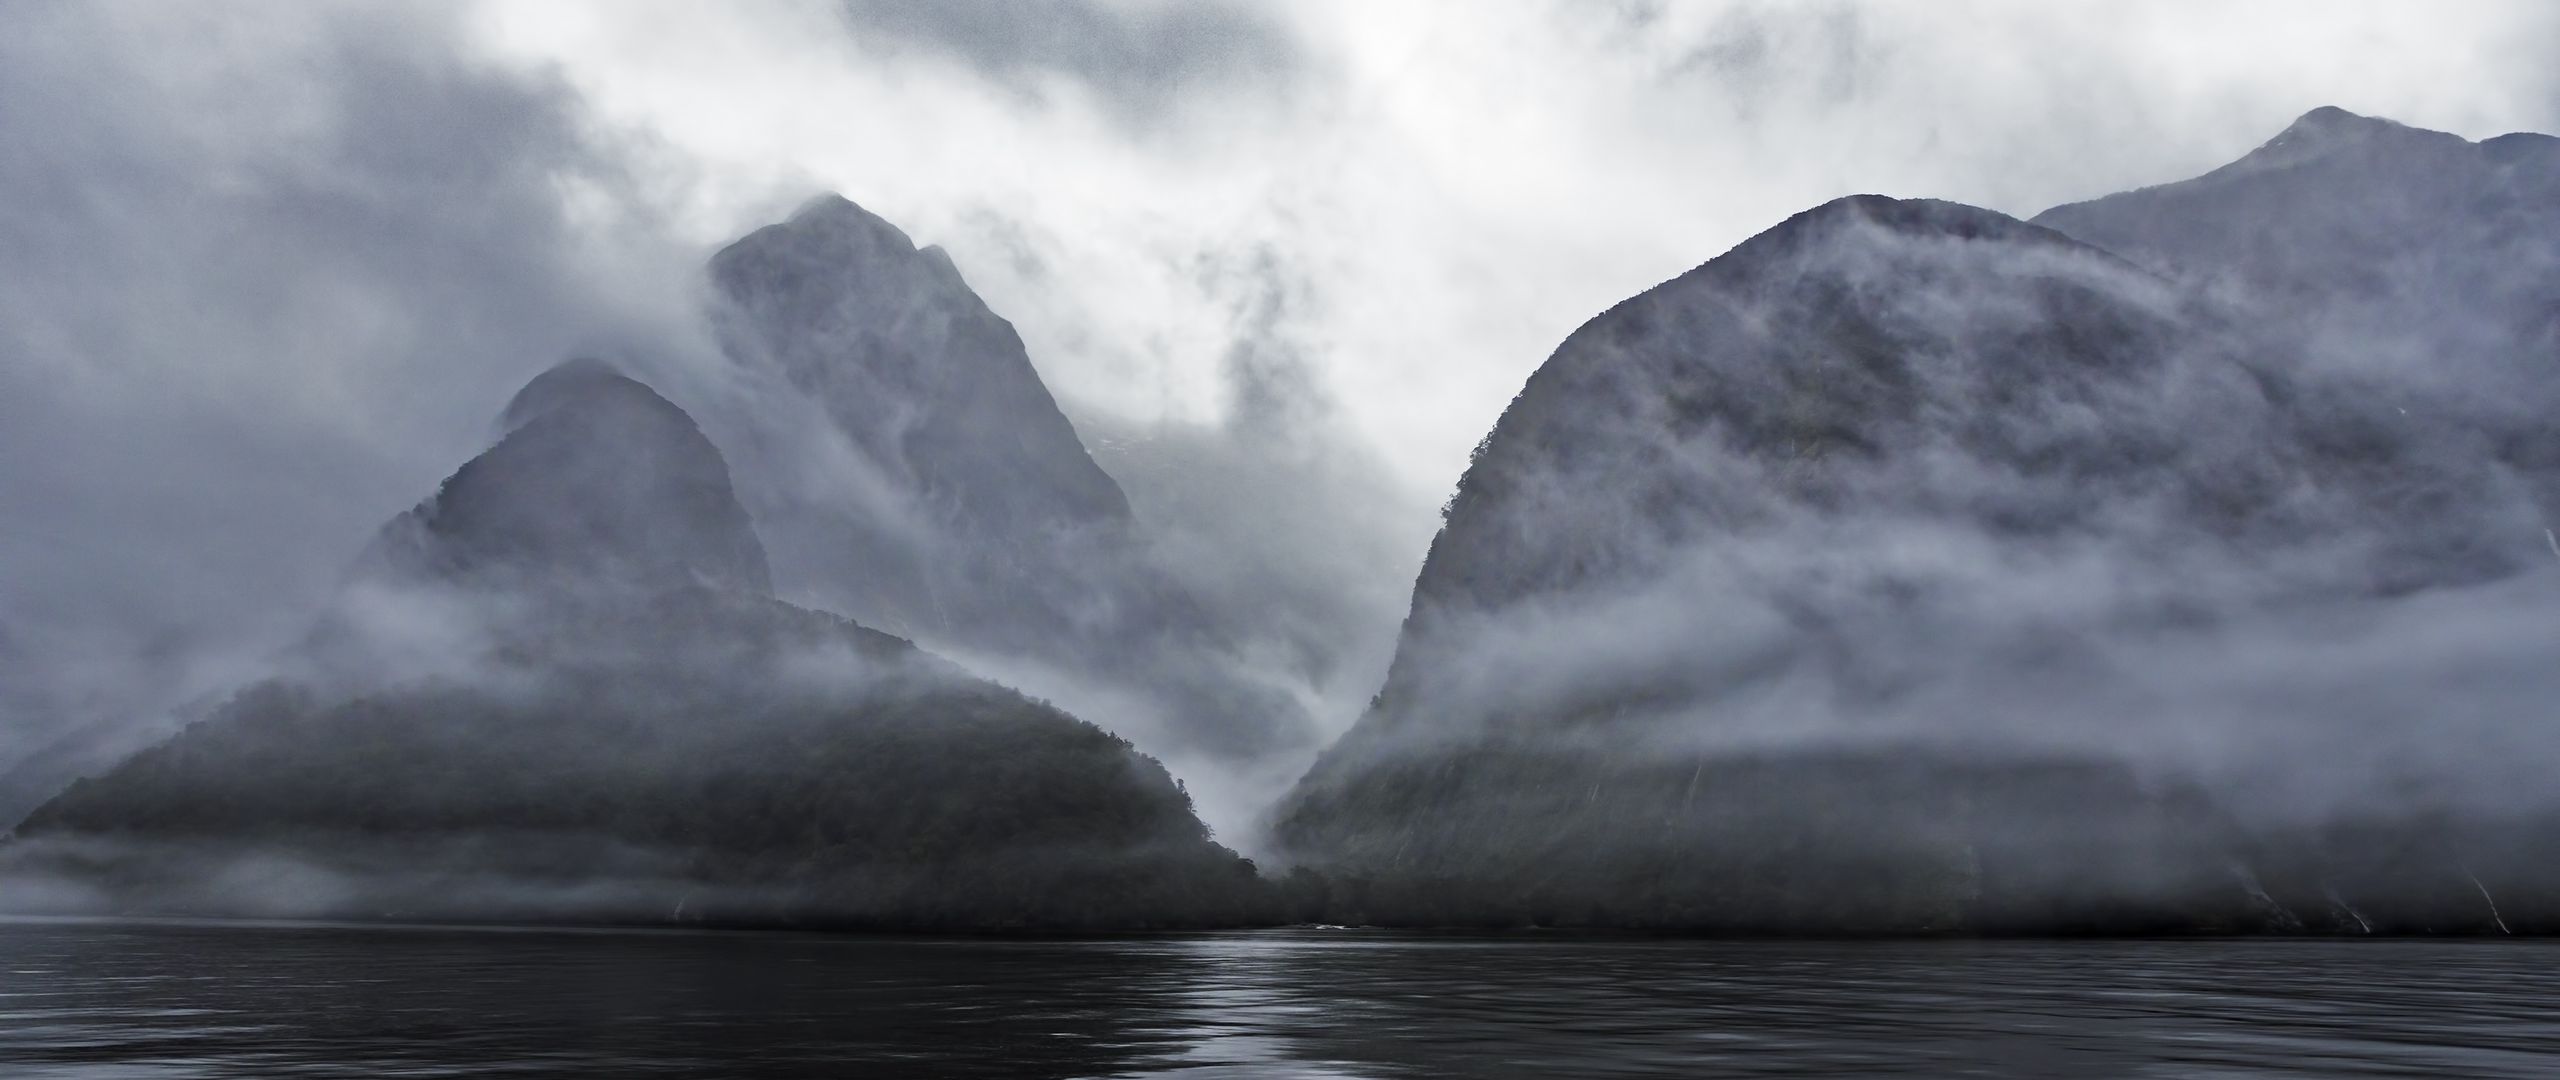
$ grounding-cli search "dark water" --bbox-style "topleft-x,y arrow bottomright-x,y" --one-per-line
4,918 -> 2558,1078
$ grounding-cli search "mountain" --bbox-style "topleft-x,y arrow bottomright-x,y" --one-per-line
2035,107 -> 2559,368
2033,105 -> 2560,521
2,360 -> 1270,930
355,357 -> 775,597
704,195 -> 1314,762
706,195 -> 1129,640
1274,185 -> 2560,932
712,193 -> 1132,534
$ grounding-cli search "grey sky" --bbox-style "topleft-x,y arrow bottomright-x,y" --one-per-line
484,0 -> 2560,488
834,0 -> 1306,127
0,1 -> 699,777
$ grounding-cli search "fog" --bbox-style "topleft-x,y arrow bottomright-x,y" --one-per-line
2,1 -> 2557,920
0,1 -> 714,821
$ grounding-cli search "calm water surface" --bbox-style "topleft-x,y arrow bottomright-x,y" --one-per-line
3,917 -> 2556,1077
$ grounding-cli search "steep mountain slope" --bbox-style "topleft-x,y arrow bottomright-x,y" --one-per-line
2033,105 -> 2560,521
704,195 -> 1313,762
3,361 -> 1268,929
2035,107 -> 2559,375
355,357 -> 774,597
706,195 -> 1129,640
1276,192 -> 2560,932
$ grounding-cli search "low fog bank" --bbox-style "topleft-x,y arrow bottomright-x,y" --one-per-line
4,540 -> 1275,930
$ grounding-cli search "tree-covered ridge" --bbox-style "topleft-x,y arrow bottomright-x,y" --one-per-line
2,359 -> 1273,930
1277,173 -> 2560,932
12,621 -> 1270,929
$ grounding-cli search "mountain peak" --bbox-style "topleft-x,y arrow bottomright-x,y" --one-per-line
1687,196 -> 2100,295
1787,194 -> 2057,242
771,192 -> 923,259
2269,105 -> 2411,147
707,194 -> 1133,543
2209,106 -> 2461,178
361,362 -> 773,597
499,357 -> 654,432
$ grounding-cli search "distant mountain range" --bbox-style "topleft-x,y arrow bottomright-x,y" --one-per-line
5,107 -> 2553,934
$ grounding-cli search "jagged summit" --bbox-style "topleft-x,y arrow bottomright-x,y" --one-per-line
358,359 -> 773,596
709,192 -> 1129,537
744,195 -> 978,305
701,195 -> 1317,762
759,193 -> 936,270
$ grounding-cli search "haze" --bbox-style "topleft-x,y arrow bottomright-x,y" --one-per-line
5,0 -> 2557,850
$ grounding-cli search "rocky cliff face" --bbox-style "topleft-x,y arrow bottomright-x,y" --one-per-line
703,195 -> 1313,762
1276,176 -> 2560,931
711,195 -> 1131,535
705,195 -> 1130,644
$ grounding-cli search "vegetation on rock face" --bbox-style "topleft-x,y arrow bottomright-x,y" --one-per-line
1279,743 -> 2266,934
3,361 -> 1274,931
15,112 -> 2558,937
12,637 -> 1273,929
1276,133 -> 2560,933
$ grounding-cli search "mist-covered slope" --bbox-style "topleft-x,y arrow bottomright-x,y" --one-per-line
2033,106 -> 2560,523
1275,184 -> 2560,932
3,361 -> 1268,929
704,194 -> 1317,764
2035,107 -> 2560,382
708,195 -> 1131,574
356,357 -> 776,597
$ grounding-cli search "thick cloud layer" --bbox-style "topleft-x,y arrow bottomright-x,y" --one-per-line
475,0 -> 2560,755
835,0 -> 1304,128
485,0 -> 2560,492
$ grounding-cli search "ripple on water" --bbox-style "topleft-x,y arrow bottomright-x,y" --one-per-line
3,920 -> 2560,1078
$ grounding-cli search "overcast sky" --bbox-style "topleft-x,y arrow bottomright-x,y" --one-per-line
4,0 -> 2557,771
477,0 -> 2560,481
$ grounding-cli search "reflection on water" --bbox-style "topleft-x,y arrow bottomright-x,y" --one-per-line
4,917 -> 2558,1078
